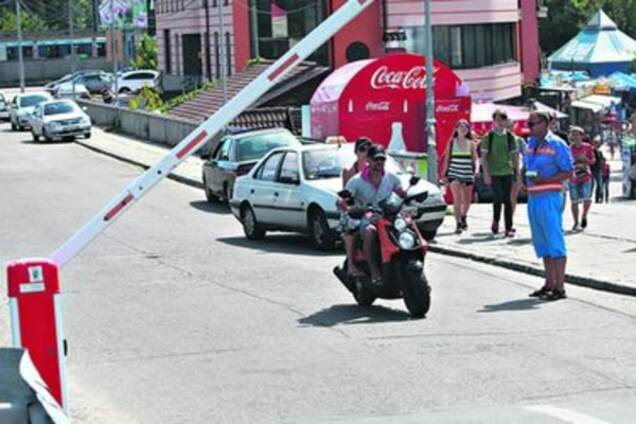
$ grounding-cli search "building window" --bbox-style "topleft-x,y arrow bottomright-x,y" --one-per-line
225,32 -> 232,76
250,0 -> 328,66
214,32 -> 220,78
164,29 -> 172,74
404,23 -> 517,70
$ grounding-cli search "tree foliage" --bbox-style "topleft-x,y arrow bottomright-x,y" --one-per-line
541,0 -> 636,55
130,33 -> 157,70
0,10 -> 49,32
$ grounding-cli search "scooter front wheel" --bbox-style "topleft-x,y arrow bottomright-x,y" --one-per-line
400,266 -> 431,318
353,280 -> 376,306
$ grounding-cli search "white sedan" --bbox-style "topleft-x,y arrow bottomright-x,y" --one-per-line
10,92 -> 53,131
30,99 -> 92,142
113,70 -> 159,94
230,143 -> 447,249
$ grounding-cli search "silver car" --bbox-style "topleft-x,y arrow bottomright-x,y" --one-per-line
230,143 -> 447,249
30,99 -> 92,142
10,92 -> 53,131
0,92 -> 9,121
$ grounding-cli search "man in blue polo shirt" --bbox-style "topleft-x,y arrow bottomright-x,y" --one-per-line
523,111 -> 574,301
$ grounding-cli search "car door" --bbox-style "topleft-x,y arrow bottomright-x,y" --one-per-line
269,152 -> 305,229
249,151 -> 285,226
204,138 -> 232,196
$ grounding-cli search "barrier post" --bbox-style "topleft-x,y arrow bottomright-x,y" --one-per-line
6,258 -> 68,414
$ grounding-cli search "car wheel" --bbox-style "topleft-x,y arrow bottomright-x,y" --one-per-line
421,229 -> 437,241
309,208 -> 336,250
32,131 -> 39,142
203,177 -> 220,203
119,87 -> 131,95
242,204 -> 266,240
84,132 -> 91,139
43,129 -> 52,142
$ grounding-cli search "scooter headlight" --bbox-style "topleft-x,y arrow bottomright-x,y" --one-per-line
398,232 -> 416,249
394,217 -> 408,233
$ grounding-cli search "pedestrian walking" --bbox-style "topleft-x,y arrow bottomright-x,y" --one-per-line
524,111 -> 574,301
568,127 -> 596,231
590,138 -> 605,203
602,159 -> 611,203
480,109 -> 520,237
440,119 -> 477,234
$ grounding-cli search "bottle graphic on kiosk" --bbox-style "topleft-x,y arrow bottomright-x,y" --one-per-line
387,121 -> 406,153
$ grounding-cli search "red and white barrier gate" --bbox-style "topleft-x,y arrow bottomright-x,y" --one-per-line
5,0 -> 376,415
7,258 -> 68,414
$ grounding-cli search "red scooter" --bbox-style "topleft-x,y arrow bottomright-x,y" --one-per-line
334,179 -> 431,318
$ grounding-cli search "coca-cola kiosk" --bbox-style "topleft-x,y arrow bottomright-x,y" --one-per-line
310,53 -> 471,169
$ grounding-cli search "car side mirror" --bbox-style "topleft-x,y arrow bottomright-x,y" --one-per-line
409,176 -> 421,187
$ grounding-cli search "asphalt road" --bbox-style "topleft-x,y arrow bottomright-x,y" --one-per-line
1,124 -> 635,423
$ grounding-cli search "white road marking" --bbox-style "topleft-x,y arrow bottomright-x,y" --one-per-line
525,405 -> 612,424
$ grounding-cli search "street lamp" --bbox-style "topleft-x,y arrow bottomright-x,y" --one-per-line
424,0 -> 437,184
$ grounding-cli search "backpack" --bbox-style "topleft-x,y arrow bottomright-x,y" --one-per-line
480,131 -> 516,159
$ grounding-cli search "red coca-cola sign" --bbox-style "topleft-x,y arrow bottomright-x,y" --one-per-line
370,65 -> 437,90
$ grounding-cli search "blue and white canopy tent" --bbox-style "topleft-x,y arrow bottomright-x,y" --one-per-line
548,10 -> 636,78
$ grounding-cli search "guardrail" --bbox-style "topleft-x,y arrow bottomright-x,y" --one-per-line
77,99 -> 200,148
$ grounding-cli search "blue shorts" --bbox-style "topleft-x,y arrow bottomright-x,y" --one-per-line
569,180 -> 593,203
527,193 -> 567,259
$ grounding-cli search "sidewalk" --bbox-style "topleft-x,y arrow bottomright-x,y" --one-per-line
76,129 -> 636,296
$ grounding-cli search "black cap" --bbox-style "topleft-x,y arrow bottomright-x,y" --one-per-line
368,145 -> 387,160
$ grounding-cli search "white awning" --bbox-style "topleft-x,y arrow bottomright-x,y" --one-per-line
571,95 -> 621,113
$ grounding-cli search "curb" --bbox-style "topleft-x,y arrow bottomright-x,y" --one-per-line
75,137 -> 636,298
428,244 -> 636,297
75,139 -> 204,189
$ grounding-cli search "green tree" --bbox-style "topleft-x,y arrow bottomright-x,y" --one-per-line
541,0 -> 636,55
130,33 -> 157,70
0,10 -> 49,32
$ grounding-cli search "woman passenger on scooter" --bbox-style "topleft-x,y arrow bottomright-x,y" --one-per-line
340,137 -> 372,277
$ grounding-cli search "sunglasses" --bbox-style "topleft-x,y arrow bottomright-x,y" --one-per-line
527,120 -> 545,128
357,146 -> 368,153
373,157 -> 386,162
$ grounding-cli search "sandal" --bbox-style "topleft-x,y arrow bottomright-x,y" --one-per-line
543,289 -> 567,301
529,285 -> 549,298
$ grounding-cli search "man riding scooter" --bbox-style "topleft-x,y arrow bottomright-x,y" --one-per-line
338,145 -> 407,284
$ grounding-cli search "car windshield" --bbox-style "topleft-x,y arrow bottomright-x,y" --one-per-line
236,132 -> 298,162
19,95 -> 49,107
302,146 -> 404,180
44,102 -> 75,115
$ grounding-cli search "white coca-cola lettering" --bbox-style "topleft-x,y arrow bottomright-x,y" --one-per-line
370,65 -> 437,90
365,101 -> 391,111
436,103 -> 460,113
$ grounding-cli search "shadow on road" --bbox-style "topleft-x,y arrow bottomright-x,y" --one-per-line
217,234 -> 342,257
190,200 -> 231,215
478,298 -> 544,313
20,139 -> 71,145
298,304 -> 410,327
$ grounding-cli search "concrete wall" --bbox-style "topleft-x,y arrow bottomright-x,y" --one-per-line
0,58 -> 112,87
78,99 -> 200,148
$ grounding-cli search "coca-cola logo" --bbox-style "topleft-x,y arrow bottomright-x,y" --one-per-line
436,103 -> 460,113
365,101 -> 391,111
370,65 -> 438,90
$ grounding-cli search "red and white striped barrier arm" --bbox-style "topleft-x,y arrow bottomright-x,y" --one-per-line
50,0 -> 375,267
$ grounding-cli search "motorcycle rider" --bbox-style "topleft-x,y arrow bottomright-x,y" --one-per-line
338,145 -> 407,284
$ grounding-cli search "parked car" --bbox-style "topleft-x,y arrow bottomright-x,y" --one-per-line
10,92 -> 53,131
44,70 -> 103,95
113,70 -> 159,94
29,99 -> 91,142
230,143 -> 447,249
0,92 -> 9,121
71,71 -> 113,94
54,83 -> 92,100
202,128 -> 302,203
